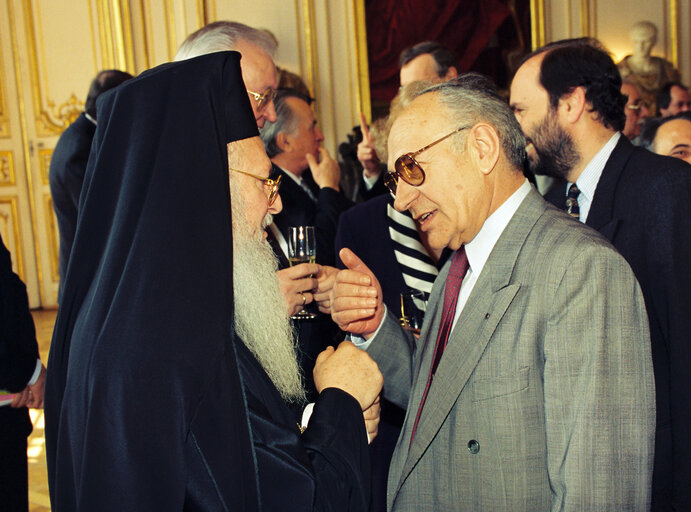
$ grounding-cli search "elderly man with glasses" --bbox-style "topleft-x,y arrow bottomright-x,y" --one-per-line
330,74 -> 655,511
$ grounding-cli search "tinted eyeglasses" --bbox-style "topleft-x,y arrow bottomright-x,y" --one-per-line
384,125 -> 471,194
247,88 -> 277,111
229,168 -> 282,206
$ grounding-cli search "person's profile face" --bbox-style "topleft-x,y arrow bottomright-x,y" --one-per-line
228,137 -> 282,238
237,41 -> 279,129
510,55 -> 552,171
283,97 -> 324,169
399,54 -> 441,87
664,86 -> 691,116
653,119 -> 691,165
621,83 -> 649,139
387,95 -> 487,251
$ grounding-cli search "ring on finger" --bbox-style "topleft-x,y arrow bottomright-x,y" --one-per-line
299,291 -> 306,306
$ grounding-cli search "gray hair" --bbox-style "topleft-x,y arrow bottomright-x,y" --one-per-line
175,21 -> 277,61
259,88 -> 312,158
417,73 -> 526,171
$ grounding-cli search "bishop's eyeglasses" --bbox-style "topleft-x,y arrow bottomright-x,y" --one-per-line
229,168 -> 281,206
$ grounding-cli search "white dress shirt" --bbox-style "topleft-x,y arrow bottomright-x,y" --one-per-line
565,132 -> 620,223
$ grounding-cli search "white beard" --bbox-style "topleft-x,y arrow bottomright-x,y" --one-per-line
230,186 -> 306,404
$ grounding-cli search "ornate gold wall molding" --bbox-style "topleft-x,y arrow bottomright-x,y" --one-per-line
43,194 -> 58,282
0,151 -> 16,186
302,0 -> 318,102
531,0 -> 546,49
39,148 -> 51,185
0,42 -> 9,138
353,0 -> 371,121
670,0 -> 679,68
0,196 -> 24,279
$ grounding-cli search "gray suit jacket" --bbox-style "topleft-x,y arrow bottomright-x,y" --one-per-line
368,188 -> 655,511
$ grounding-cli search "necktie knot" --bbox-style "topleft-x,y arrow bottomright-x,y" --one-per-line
566,183 -> 580,219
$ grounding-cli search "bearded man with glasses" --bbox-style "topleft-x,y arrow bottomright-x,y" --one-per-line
331,74 -> 655,511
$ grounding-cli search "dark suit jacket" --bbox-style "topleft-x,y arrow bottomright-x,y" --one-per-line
545,135 -> 691,511
335,194 -> 407,312
0,234 -> 39,506
270,164 -> 353,266
49,113 -> 96,301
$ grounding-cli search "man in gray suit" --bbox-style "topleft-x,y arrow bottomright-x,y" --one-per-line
330,74 -> 655,511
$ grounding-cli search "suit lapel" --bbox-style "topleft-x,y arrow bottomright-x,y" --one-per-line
585,136 -> 633,239
391,189 -> 546,494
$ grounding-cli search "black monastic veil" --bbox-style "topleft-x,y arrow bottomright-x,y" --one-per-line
44,52 -> 261,511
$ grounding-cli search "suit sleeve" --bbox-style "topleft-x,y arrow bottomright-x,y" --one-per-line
366,311 -> 417,409
543,243 -> 655,511
645,172 -> 691,507
0,235 -> 39,392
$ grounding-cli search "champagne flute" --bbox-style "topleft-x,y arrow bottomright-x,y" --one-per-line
399,289 -> 428,336
288,226 -> 317,319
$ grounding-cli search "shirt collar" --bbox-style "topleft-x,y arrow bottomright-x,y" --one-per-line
465,179 -> 531,277
279,166 -> 304,187
570,131 -> 620,204
84,112 -> 97,126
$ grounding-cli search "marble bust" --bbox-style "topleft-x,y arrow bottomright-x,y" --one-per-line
618,21 -> 680,113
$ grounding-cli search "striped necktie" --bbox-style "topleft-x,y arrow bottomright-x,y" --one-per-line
566,183 -> 580,219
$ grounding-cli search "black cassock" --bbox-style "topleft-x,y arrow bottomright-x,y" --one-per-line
44,51 -> 370,511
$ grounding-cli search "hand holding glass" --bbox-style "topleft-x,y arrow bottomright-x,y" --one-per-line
288,226 -> 317,319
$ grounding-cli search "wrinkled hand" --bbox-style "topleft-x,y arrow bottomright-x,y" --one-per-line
276,263 -> 320,316
313,265 -> 338,314
357,112 -> 381,178
306,147 -> 341,191
330,248 -> 384,338
313,341 -> 383,411
11,364 -> 46,409
363,395 -> 381,443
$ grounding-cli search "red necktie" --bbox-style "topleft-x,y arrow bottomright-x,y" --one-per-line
409,247 -> 469,444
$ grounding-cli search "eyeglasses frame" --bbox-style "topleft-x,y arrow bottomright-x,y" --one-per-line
247,88 -> 277,111
229,167 -> 281,206
385,125 -> 472,194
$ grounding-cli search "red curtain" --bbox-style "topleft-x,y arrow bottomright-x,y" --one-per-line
366,0 -> 511,103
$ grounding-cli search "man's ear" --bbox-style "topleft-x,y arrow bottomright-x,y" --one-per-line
559,86 -> 587,124
276,132 -> 291,152
444,66 -> 458,81
468,123 -> 500,175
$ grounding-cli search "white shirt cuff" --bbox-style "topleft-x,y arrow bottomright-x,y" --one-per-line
28,359 -> 42,385
301,402 -> 315,431
347,304 -> 388,350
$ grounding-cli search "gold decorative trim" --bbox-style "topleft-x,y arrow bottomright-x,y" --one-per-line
0,33 -> 9,138
530,0 -> 546,49
8,0 -> 45,304
302,0 -> 318,104
116,0 -> 136,74
0,196 -> 24,280
138,0 -> 152,70
39,148 -> 51,186
353,0 -> 371,121
165,0 -> 177,63
670,0 -> 679,68
579,0 -> 590,36
0,151 -> 16,186
43,194 -> 59,283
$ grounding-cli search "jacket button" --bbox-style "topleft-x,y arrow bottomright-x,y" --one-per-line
468,440 -> 480,454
